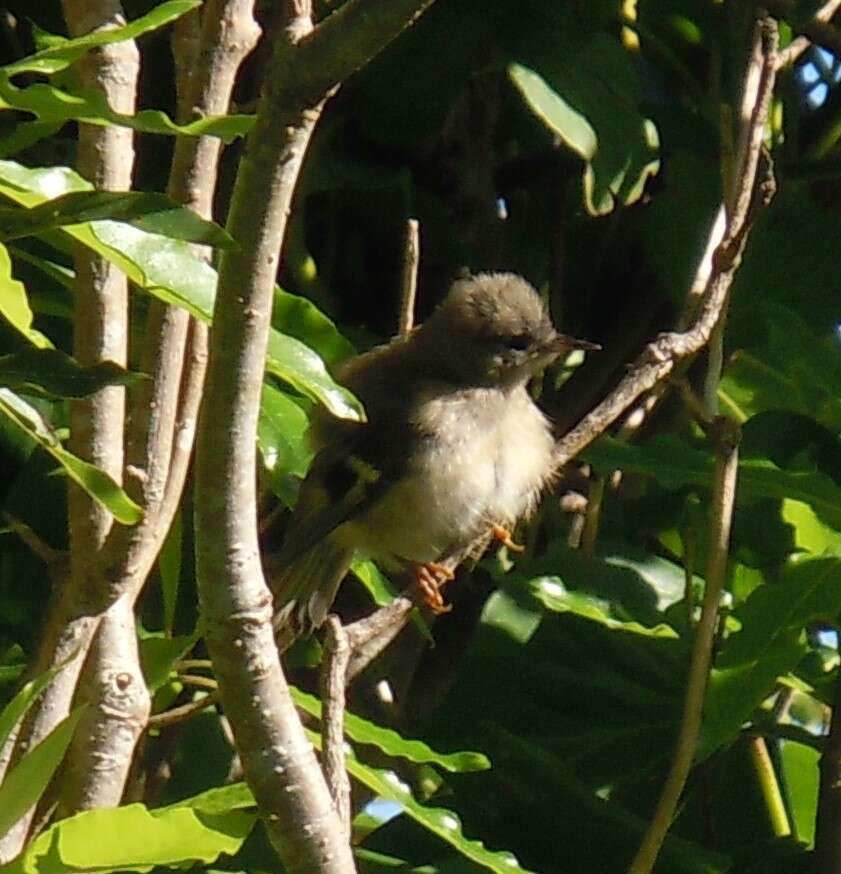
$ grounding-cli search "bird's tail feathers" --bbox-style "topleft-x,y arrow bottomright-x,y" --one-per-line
271,539 -> 353,649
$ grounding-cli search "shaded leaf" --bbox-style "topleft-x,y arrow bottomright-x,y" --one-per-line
0,707 -> 85,839
273,285 -> 355,366
701,558 -> 841,757
0,348 -> 141,398
139,632 -> 198,694
0,389 -> 141,524
529,576 -> 679,638
291,686 -> 489,774
343,751 -> 533,874
585,435 -> 841,530
257,383 -> 312,483
159,512 -> 182,636
509,45 -> 659,216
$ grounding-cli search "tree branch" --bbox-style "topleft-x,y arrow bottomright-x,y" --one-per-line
551,14 -> 777,475
320,617 -> 352,834
815,665 -> 841,872
627,418 -> 741,874
0,0 -> 139,857
193,1 -> 435,870
1,0 -> 261,841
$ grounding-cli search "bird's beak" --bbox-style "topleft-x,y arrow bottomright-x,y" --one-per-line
541,332 -> 601,358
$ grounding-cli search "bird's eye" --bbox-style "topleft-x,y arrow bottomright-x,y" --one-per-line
507,333 -> 530,351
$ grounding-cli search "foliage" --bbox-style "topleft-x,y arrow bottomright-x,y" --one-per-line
1,0 -> 840,873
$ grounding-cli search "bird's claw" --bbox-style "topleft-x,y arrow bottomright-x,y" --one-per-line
492,524 -> 525,553
412,562 -> 455,614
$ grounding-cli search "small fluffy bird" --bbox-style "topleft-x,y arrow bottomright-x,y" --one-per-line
271,272 -> 597,640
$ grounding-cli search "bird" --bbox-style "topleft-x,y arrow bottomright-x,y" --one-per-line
270,271 -> 598,643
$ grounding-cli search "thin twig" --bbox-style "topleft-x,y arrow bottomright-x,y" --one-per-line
398,218 -> 420,338
746,735 -> 791,837
346,594 -> 415,681
147,692 -> 220,730
2,513 -> 61,566
578,475 -> 604,558
627,418 -> 740,874
320,617 -> 352,835
766,0 -> 841,65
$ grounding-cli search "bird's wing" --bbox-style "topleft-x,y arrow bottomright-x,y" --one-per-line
276,415 -> 422,565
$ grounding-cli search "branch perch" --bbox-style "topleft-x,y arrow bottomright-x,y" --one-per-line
194,1 -> 436,870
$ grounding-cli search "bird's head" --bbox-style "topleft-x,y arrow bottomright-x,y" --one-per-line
421,272 -> 598,388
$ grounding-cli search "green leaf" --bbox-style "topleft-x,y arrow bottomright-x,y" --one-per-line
5,794 -> 255,873
351,558 -> 397,607
0,389 -> 141,524
701,557 -> 841,757
0,349 -> 141,398
0,707 -> 85,839
307,724 -> 530,874
3,1 -> 200,77
265,330 -> 363,421
258,383 -> 312,483
510,63 -> 596,158
780,741 -> 819,848
585,435 -> 841,531
0,243 -> 50,347
0,191 -> 234,248
0,80 -> 252,144
0,658 -> 74,757
291,686 -> 490,774
509,46 -> 659,216
273,285 -> 355,366
139,632 -> 198,694
159,512 -> 182,635
529,577 -> 679,638
782,498 -> 841,557
0,161 -> 362,420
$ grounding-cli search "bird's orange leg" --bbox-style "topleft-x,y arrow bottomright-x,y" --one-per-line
411,562 -> 455,614
492,523 -> 525,553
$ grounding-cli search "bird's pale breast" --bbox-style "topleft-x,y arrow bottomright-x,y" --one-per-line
338,385 -> 554,565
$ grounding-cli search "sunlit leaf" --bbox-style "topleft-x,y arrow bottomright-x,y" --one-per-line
0,658 -> 75,758
308,725 -> 531,874
3,1 -> 200,77
0,243 -> 50,347
0,161 -> 362,420
0,79 -> 252,144
0,191 -> 234,248
6,789 -> 255,873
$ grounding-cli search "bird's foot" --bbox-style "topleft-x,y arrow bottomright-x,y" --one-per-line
492,523 -> 525,553
412,562 -> 455,614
